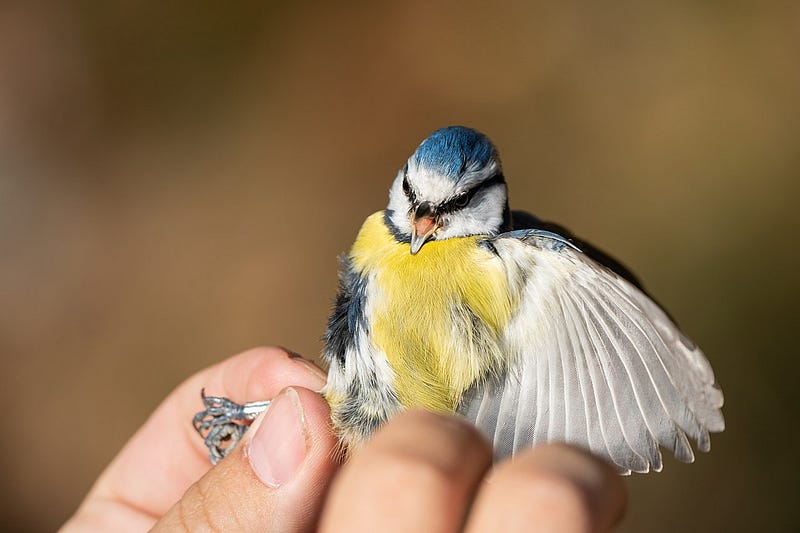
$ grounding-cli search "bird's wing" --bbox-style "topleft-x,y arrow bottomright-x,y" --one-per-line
457,230 -> 724,473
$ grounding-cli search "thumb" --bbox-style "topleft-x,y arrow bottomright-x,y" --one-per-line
153,387 -> 339,532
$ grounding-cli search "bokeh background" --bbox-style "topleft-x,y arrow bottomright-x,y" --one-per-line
1,1 -> 798,531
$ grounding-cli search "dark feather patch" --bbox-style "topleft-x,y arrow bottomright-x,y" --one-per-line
384,210 -> 411,244
511,210 -> 644,290
323,257 -> 368,366
510,209 -> 676,322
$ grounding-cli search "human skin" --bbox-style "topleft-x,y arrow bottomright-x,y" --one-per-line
61,347 -> 626,532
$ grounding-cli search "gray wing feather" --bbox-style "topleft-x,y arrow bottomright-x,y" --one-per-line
561,290 -> 641,473
581,293 -> 650,472
457,232 -> 724,473
555,293 -> 590,451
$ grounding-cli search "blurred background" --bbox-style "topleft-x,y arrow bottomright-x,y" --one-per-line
1,1 -> 797,530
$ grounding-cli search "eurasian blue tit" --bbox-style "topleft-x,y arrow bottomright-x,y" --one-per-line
196,126 -> 724,473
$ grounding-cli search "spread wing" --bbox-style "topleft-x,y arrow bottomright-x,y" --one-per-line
458,230 -> 725,474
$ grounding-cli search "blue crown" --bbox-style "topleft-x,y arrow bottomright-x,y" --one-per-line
410,126 -> 496,180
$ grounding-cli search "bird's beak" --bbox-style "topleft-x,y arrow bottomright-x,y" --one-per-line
410,201 -> 440,255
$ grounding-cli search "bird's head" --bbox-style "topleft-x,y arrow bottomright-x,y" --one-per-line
386,126 -> 510,254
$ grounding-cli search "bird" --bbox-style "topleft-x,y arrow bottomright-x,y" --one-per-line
195,126 -> 724,473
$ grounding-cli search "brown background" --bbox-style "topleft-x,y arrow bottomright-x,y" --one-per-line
1,1 -> 797,531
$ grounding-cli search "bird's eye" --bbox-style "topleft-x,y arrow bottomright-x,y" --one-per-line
454,192 -> 470,208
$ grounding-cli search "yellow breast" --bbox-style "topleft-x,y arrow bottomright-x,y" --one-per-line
350,212 -> 515,413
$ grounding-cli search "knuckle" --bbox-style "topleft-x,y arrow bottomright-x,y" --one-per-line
367,447 -> 460,495
519,468 -> 593,519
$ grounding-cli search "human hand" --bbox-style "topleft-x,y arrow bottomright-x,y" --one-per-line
62,346 -> 626,532
319,410 -> 627,532
61,347 -> 335,532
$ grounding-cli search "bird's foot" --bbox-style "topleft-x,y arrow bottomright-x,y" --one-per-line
193,389 -> 271,464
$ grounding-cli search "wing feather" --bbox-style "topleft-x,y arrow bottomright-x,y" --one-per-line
457,231 -> 724,472
531,324 -> 551,445
582,293 -> 656,472
583,283 -> 663,471
561,289 -> 639,473
512,349 -> 538,453
594,276 -> 704,454
547,308 -> 567,443
491,365 -> 520,458
554,292 -> 589,451
473,381 -> 498,440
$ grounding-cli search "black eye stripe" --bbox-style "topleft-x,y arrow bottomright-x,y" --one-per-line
439,174 -> 505,213
402,173 -> 417,205
402,173 -> 505,214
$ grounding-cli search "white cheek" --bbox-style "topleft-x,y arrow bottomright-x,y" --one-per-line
437,185 -> 507,239
387,173 -> 412,233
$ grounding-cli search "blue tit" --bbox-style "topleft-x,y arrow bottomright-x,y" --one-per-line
320,126 -> 724,473
194,126 -> 723,473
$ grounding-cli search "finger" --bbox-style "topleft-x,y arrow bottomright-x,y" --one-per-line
319,410 -> 493,533
87,347 -> 327,521
177,346 -> 328,462
153,386 -> 339,532
464,444 -> 627,533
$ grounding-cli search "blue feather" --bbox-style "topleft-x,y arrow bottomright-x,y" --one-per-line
412,126 -> 496,180
502,229 -> 583,253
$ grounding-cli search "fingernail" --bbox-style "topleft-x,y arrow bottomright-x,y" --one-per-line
248,387 -> 308,488
288,353 -> 328,384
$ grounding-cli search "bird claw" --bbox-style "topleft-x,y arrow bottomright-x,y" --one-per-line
193,389 -> 271,464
